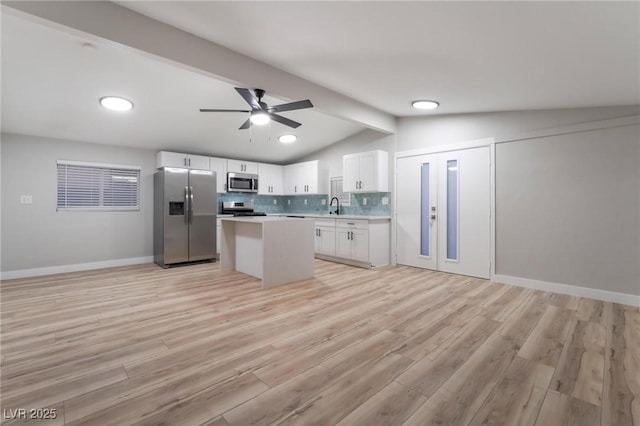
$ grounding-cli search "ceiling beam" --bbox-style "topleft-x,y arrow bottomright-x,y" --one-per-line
3,1 -> 396,134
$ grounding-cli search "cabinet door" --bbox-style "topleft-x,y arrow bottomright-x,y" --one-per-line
359,151 -> 378,192
335,228 -> 353,259
351,229 -> 369,262
317,226 -> 336,256
157,151 -> 189,168
343,154 -> 360,192
269,165 -> 284,195
299,161 -> 318,193
227,159 -> 257,174
209,157 -> 227,193
257,163 -> 272,195
283,164 -> 298,195
188,155 -> 210,171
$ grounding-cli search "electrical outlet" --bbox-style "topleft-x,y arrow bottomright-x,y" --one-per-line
304,199 -> 308,205
20,195 -> 33,204
321,199 -> 326,205
287,199 -> 291,205
363,198 -> 367,205
381,197 -> 389,205
273,199 -> 277,205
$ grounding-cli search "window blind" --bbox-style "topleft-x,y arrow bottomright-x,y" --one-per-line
57,160 -> 141,211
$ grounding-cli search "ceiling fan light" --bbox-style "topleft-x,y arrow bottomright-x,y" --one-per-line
278,134 -> 297,144
412,100 -> 439,110
100,96 -> 133,112
250,112 -> 270,125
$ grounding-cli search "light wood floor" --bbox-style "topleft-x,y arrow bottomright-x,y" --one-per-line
1,260 -> 638,426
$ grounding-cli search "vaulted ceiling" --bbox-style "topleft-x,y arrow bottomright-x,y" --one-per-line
2,1 -> 638,163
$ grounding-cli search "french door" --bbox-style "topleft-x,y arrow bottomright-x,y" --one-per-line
396,146 -> 491,278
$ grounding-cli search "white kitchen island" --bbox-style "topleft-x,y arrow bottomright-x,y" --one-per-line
220,216 -> 315,289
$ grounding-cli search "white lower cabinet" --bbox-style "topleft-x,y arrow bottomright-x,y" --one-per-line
336,220 -> 370,263
313,217 -> 389,268
314,219 -> 336,256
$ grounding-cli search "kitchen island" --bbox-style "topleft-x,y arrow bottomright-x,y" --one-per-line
220,216 -> 315,289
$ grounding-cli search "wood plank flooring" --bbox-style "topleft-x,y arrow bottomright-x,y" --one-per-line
1,260 -> 638,425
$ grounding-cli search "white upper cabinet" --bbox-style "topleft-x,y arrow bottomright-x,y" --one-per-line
227,159 -> 258,174
284,160 -> 320,195
342,150 -> 388,192
209,156 -> 227,193
157,151 -> 210,170
258,163 -> 284,195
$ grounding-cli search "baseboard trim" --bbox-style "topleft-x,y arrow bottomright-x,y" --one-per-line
492,273 -> 640,307
1,256 -> 155,281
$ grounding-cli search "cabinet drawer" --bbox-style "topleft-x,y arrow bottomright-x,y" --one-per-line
336,219 -> 368,230
314,218 -> 336,228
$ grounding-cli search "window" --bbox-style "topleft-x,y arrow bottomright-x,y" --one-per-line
330,177 -> 351,206
57,160 -> 141,211
446,159 -> 458,260
420,162 -> 430,257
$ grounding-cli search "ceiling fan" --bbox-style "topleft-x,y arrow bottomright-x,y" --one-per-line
200,88 -> 313,130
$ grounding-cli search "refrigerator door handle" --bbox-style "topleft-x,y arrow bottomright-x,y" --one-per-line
184,186 -> 190,225
189,186 -> 194,225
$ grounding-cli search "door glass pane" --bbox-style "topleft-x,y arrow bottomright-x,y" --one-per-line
420,163 -> 430,256
447,160 -> 458,260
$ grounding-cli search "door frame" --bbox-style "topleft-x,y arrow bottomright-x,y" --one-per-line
394,137 -> 496,279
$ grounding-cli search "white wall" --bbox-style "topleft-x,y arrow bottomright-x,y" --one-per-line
1,133 -> 156,275
299,128 -> 396,187
496,122 -> 639,295
398,106 -> 640,151
396,106 -> 640,299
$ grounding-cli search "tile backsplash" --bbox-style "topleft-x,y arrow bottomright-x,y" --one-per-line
218,192 -> 391,216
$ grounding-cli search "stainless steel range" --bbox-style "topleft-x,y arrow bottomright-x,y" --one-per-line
221,201 -> 267,217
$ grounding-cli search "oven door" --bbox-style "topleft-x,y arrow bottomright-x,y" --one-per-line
227,172 -> 258,193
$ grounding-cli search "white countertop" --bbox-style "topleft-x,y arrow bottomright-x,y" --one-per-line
277,213 -> 392,220
220,216 -> 311,223
219,213 -> 391,220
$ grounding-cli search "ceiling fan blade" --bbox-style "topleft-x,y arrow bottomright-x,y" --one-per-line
270,113 -> 302,129
235,87 -> 261,110
239,118 -> 251,130
269,99 -> 313,113
199,109 -> 251,113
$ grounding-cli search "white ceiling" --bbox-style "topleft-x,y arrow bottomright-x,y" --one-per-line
2,1 -> 639,163
0,12 -> 365,164
119,1 -> 640,116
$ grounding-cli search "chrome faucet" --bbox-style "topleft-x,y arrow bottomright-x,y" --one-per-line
329,197 -> 340,215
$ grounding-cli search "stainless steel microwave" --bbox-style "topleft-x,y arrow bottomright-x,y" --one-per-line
227,172 -> 258,193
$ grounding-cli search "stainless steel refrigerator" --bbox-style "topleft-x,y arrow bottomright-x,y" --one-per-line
154,167 -> 216,267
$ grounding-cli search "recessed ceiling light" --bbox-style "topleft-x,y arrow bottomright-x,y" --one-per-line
412,100 -> 439,110
100,96 -> 133,112
278,134 -> 297,144
250,111 -> 270,125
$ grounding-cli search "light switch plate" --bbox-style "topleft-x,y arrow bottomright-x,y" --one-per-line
363,198 -> 367,205
20,195 -> 33,204
381,197 -> 389,205
321,199 -> 326,205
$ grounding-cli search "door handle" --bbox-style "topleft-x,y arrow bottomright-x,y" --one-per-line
189,186 -> 194,224
184,186 -> 189,225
